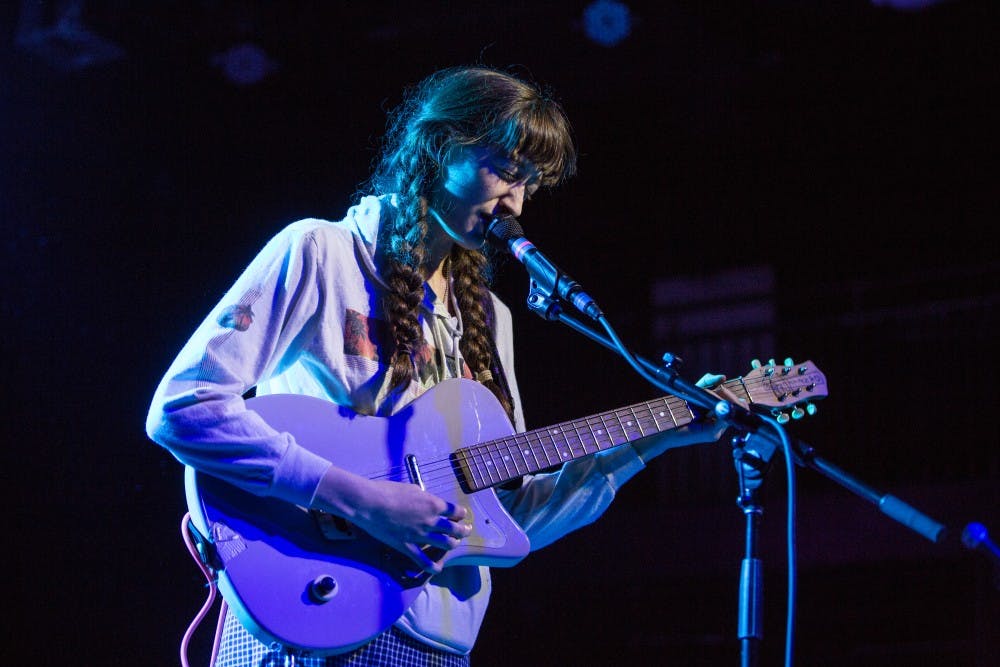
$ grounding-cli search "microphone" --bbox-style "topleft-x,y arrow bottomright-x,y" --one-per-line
486,215 -> 603,320
962,522 -> 1000,567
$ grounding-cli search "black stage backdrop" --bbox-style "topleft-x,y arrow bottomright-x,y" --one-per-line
3,2 -> 997,665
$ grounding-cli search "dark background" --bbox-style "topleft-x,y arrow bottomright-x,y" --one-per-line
3,1 -> 998,665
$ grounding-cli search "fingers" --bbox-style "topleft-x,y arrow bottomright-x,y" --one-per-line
432,515 -> 472,538
696,372 -> 726,389
404,542 -> 444,575
440,500 -> 467,521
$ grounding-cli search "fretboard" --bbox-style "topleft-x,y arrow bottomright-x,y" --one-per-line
454,377 -> 750,492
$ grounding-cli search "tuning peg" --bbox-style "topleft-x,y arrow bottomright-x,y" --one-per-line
750,359 -> 762,369
767,358 -> 776,367
791,406 -> 805,420
773,410 -> 790,424
784,357 -> 794,366
805,403 -> 818,416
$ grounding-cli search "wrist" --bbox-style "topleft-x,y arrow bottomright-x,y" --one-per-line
310,465 -> 370,519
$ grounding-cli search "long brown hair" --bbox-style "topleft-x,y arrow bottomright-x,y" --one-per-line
367,66 -> 577,419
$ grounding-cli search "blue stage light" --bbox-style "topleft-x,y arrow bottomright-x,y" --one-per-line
583,0 -> 632,48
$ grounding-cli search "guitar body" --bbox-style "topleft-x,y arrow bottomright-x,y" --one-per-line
185,379 -> 531,656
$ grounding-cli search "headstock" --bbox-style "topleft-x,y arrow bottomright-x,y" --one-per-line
740,358 -> 828,423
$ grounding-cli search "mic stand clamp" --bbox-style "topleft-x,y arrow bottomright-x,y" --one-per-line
526,280 -> 564,321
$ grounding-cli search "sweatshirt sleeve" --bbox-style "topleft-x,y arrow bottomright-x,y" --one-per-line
497,444 -> 646,551
145,222 -> 334,507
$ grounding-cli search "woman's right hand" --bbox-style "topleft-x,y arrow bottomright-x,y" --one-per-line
312,466 -> 471,574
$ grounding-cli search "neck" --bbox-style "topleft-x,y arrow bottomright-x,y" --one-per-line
422,206 -> 456,274
425,253 -> 451,304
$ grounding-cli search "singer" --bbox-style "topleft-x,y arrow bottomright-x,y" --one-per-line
146,66 -> 725,666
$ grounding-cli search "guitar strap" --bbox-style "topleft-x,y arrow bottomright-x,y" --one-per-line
485,295 -> 524,490
484,294 -> 514,414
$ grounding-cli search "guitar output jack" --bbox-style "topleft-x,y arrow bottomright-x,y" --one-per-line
308,574 -> 338,603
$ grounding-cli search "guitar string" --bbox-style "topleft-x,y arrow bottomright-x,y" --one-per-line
350,372 -> 815,492
360,392 -> 695,488
354,373 -> 800,490
423,376 -> 810,493
359,389 -> 702,492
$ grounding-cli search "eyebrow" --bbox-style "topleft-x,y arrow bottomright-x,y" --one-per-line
491,154 -> 540,183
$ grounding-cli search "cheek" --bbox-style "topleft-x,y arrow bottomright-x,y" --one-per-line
444,166 -> 499,202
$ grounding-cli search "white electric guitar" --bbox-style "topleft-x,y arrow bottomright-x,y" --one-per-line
185,360 -> 827,655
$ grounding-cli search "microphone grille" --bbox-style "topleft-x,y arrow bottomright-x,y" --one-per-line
486,215 -> 524,249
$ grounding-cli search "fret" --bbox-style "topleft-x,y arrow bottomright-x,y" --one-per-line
490,438 -> 515,481
505,439 -> 523,478
651,397 -> 678,432
623,406 -> 645,440
531,430 -> 558,468
477,441 -> 502,486
564,423 -> 586,457
494,438 -> 516,479
520,432 -> 543,471
463,445 -> 490,491
729,377 -> 752,405
639,401 -> 666,434
569,418 -> 592,456
663,397 -> 680,429
452,449 -> 474,491
666,396 -> 694,426
613,410 -> 630,445
464,446 -> 485,488
610,410 -> 627,446
587,415 -> 613,451
461,448 -> 480,489
599,411 -> 623,448
547,424 -> 573,462
582,417 -> 600,452
523,431 -> 544,467
635,405 -> 651,438
511,434 -> 532,477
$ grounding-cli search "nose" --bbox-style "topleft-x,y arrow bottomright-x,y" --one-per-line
499,183 -> 526,218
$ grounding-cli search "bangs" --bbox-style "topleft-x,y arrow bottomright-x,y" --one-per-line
487,104 -> 577,188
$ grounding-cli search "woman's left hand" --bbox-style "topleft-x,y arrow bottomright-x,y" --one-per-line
631,372 -> 731,463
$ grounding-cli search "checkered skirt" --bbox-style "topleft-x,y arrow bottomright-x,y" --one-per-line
213,606 -> 470,667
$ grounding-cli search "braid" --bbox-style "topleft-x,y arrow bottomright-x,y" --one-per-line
379,158 -> 430,393
452,246 -> 515,423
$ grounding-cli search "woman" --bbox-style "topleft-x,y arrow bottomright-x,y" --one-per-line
146,66 -> 723,666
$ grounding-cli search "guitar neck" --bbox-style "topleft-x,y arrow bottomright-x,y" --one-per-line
454,377 -> 751,492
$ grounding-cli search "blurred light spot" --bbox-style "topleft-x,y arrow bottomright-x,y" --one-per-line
870,0 -> 949,10
210,42 -> 278,86
15,0 -> 124,72
583,0 -> 632,47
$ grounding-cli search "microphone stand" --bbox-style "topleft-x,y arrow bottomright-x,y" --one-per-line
527,284 -> 777,666
522,283 -> 964,666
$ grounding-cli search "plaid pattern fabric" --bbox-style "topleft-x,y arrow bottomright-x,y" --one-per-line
214,607 -> 470,667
